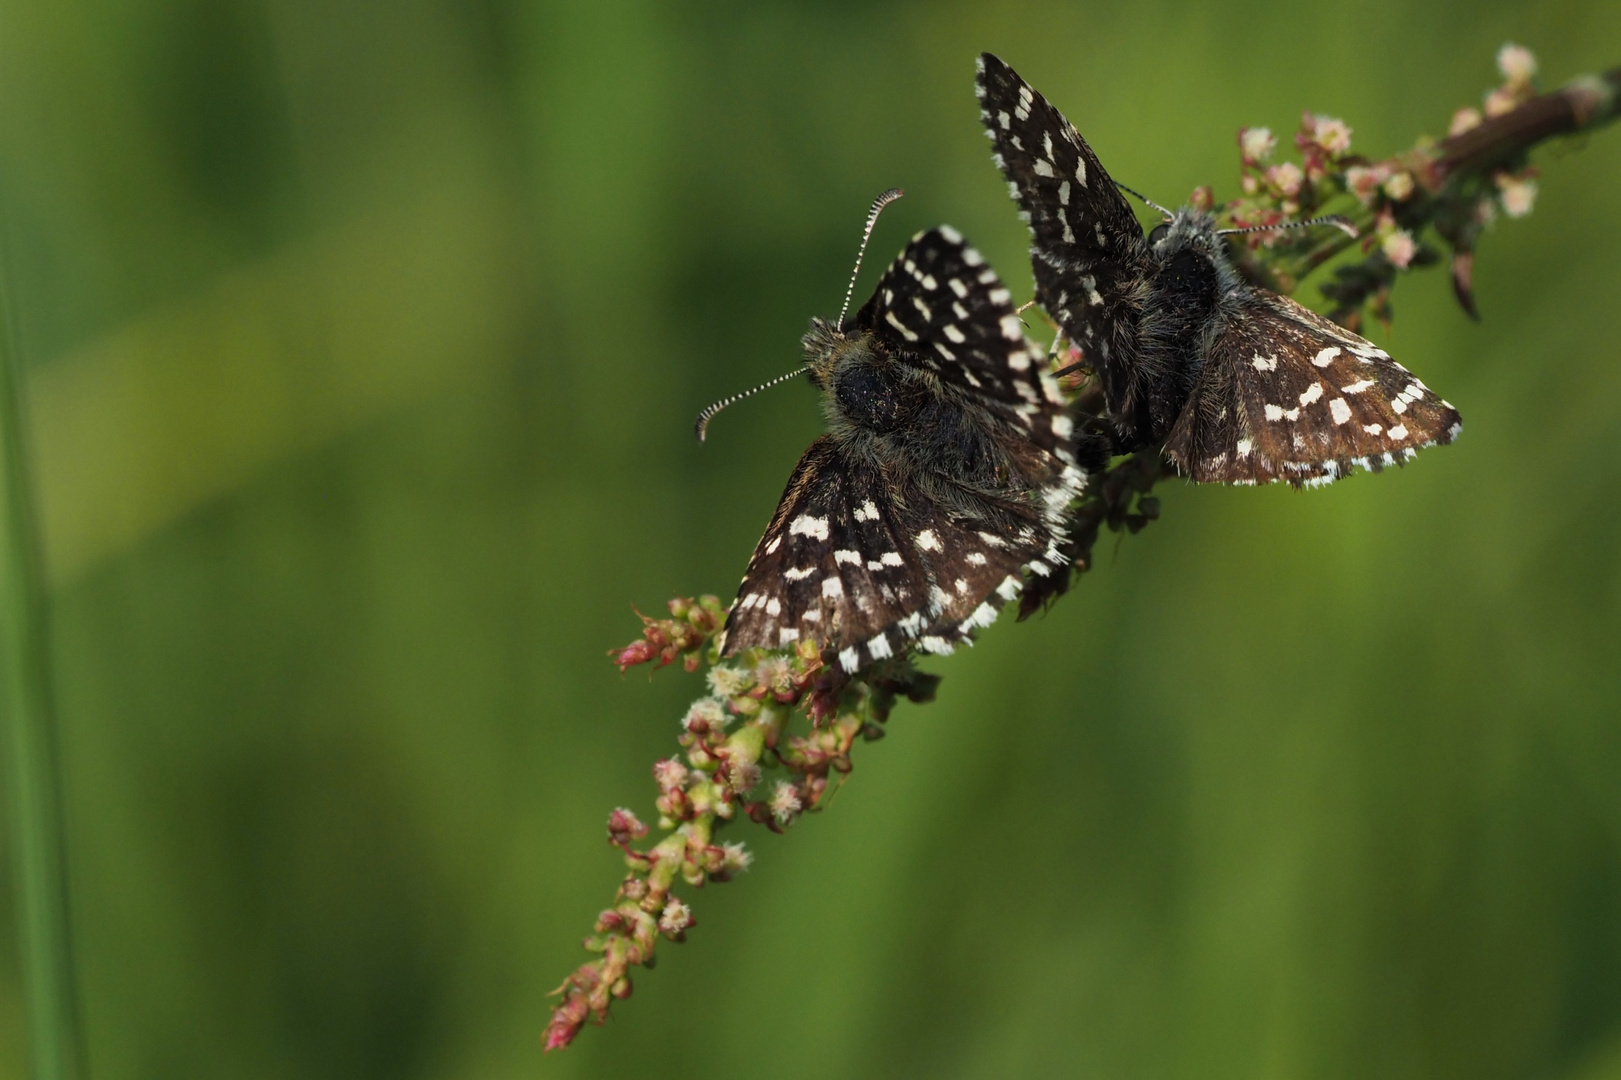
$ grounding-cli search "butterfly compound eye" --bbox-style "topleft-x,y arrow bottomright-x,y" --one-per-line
1148,222 -> 1171,246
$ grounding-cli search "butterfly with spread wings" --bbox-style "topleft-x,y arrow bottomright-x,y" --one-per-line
712,198 -> 1107,674
975,53 -> 1462,487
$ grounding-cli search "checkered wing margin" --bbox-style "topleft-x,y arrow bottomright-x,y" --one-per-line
1163,290 -> 1464,486
852,226 -> 1069,446
975,53 -> 1149,392
721,437 -> 1065,673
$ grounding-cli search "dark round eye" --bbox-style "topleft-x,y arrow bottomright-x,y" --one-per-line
1148,222 -> 1171,246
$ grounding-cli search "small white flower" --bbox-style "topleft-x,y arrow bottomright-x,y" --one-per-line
1448,106 -> 1483,137
724,759 -> 761,794
1497,43 -> 1537,86
652,757 -> 689,791
1240,126 -> 1276,163
1312,115 -> 1353,155
1344,165 -> 1380,206
1383,172 -> 1414,201
769,781 -> 803,824
706,665 -> 753,698
721,842 -> 753,873
753,656 -> 792,693
1382,229 -> 1417,270
658,898 -> 693,934
1498,176 -> 1537,218
1240,174 -> 1259,196
683,697 -> 729,732
1268,161 -> 1304,197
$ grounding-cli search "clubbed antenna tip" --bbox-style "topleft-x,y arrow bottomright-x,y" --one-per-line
837,187 -> 905,330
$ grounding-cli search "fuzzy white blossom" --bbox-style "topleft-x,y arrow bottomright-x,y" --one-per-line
721,842 -> 753,873
1498,176 -> 1537,218
683,697 -> 730,732
1240,126 -> 1276,163
652,757 -> 689,791
1382,229 -> 1418,270
1497,43 -> 1538,86
1383,171 -> 1415,202
769,781 -> 803,824
658,897 -> 693,934
1344,165 -> 1381,206
1311,114 -> 1353,155
706,665 -> 753,698
723,759 -> 761,794
1268,161 -> 1304,197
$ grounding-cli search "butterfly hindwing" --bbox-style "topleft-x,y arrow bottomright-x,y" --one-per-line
1164,291 -> 1463,486
722,438 -> 1054,670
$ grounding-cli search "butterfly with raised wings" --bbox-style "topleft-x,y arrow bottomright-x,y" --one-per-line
709,194 -> 1107,674
975,52 -> 1462,487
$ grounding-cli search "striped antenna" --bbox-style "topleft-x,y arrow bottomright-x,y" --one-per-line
694,367 -> 807,442
1114,181 -> 1174,219
836,187 -> 905,330
1219,214 -> 1359,239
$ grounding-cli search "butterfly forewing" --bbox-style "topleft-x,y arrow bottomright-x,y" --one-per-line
1165,292 -> 1463,486
855,226 -> 1065,423
975,53 -> 1157,449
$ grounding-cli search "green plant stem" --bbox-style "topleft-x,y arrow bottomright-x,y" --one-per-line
0,240 -> 85,1078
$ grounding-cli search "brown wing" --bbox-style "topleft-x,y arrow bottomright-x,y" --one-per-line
1164,289 -> 1462,487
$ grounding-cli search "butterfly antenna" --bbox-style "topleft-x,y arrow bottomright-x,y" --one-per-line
1218,215 -> 1359,239
1113,181 -> 1174,219
836,187 -> 906,331
694,367 -> 807,442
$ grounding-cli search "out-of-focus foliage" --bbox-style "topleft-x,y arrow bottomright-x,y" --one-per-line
0,1 -> 1618,1078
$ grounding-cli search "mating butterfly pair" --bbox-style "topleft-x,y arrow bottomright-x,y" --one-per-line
710,56 -> 1461,672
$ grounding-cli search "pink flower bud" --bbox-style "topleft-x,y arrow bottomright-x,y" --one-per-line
1239,126 -> 1276,163
1382,229 -> 1417,270
544,993 -> 590,1052
1267,162 -> 1304,197
611,640 -> 657,671
652,758 -> 689,793
1310,114 -> 1353,155
606,807 -> 649,845
1344,165 -> 1381,206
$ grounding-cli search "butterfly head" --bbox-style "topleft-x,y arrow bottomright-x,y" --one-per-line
1146,207 -> 1222,259
803,316 -> 922,436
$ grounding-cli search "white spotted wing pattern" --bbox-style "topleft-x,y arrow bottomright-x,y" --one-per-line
1165,291 -> 1462,485
720,227 -> 1099,674
977,52 -> 1462,486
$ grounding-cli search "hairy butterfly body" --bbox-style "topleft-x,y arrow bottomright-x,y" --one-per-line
976,53 -> 1462,487
716,213 -> 1107,673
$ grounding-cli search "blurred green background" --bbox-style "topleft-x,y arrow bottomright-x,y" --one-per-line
1,1 -> 1618,1077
